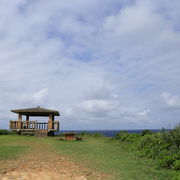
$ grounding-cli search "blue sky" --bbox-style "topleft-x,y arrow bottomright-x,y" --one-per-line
0,0 -> 180,130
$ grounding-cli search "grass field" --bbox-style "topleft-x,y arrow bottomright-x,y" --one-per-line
50,136 -> 180,180
0,135 -> 179,180
0,135 -> 31,160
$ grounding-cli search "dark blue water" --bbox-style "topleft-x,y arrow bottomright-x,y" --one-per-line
57,129 -> 166,137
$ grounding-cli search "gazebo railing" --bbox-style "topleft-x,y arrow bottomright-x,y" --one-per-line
10,120 -> 59,131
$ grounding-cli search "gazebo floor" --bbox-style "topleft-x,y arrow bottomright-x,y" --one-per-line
13,129 -> 55,137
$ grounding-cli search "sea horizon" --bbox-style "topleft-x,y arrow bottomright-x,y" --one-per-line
57,128 -> 171,137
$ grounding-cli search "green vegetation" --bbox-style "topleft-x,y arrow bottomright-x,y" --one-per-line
0,130 -> 179,180
0,135 -> 32,161
0,130 -> 15,135
115,125 -> 180,171
51,135 -> 179,180
0,146 -> 27,160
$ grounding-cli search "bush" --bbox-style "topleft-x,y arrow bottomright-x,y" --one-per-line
79,131 -> 89,136
78,132 -> 104,137
115,125 -> 180,170
0,130 -> 15,135
141,129 -> 153,136
115,130 -> 127,140
91,133 -> 104,138
173,160 -> 180,170
115,131 -> 140,143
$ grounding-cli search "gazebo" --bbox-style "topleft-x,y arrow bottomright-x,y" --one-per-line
10,106 -> 60,136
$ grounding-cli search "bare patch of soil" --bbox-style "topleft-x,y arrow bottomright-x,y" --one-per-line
0,140 -> 106,180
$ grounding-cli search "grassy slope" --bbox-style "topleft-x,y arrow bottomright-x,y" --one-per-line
0,135 -> 179,180
50,136 -> 179,180
0,135 -> 32,160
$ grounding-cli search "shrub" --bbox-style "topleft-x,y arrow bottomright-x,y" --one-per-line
158,154 -> 176,168
115,131 -> 128,141
0,130 -> 15,135
115,124 -> 180,170
92,133 -> 104,138
115,131 -> 140,143
173,160 -> 180,170
141,129 -> 153,136
79,131 -> 90,136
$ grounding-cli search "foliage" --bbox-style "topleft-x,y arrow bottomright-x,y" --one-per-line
115,125 -> 180,170
78,132 -> 104,137
0,135 -> 179,180
115,131 -> 140,143
141,129 -> 153,136
91,133 -> 104,137
78,131 -> 89,136
0,129 -> 16,135
51,136 -> 178,180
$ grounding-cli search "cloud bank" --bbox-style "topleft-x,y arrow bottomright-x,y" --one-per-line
0,0 -> 180,130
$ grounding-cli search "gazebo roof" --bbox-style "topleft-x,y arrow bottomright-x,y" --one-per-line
11,106 -> 60,116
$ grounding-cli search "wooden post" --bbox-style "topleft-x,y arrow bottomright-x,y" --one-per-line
35,121 -> 37,129
49,114 -> 53,121
26,115 -> 29,129
52,115 -> 54,129
9,120 -> 12,129
57,121 -> 60,131
48,121 -> 52,130
18,114 -> 22,129
18,114 -> 22,121
26,115 -> 29,121
48,114 -> 53,130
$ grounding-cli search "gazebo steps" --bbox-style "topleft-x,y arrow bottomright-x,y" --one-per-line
35,130 -> 48,137
20,130 -> 36,136
18,130 -> 48,137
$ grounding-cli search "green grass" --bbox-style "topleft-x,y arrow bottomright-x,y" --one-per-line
0,135 -> 179,180
50,136 -> 180,180
0,135 -> 33,160
0,146 -> 28,160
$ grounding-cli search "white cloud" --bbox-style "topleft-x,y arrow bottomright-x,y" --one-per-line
136,109 -> 151,116
20,88 -> 48,105
161,92 -> 180,108
0,0 -> 180,130
32,88 -> 48,104
77,99 -> 117,113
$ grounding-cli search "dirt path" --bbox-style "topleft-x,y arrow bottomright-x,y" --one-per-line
0,140 -> 102,180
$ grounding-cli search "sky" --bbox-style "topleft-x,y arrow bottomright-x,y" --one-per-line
0,0 -> 180,130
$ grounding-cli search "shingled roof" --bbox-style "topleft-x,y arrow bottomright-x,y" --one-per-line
11,106 -> 60,116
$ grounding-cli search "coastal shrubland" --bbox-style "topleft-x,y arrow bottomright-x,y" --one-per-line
0,134 -> 179,179
115,125 -> 180,170
52,134 -> 179,180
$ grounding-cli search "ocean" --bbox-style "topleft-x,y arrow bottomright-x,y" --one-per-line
57,129 -> 165,137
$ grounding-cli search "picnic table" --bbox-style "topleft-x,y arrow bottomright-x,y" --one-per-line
64,132 -> 76,141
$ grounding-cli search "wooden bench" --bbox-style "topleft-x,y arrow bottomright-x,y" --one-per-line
75,136 -> 83,141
